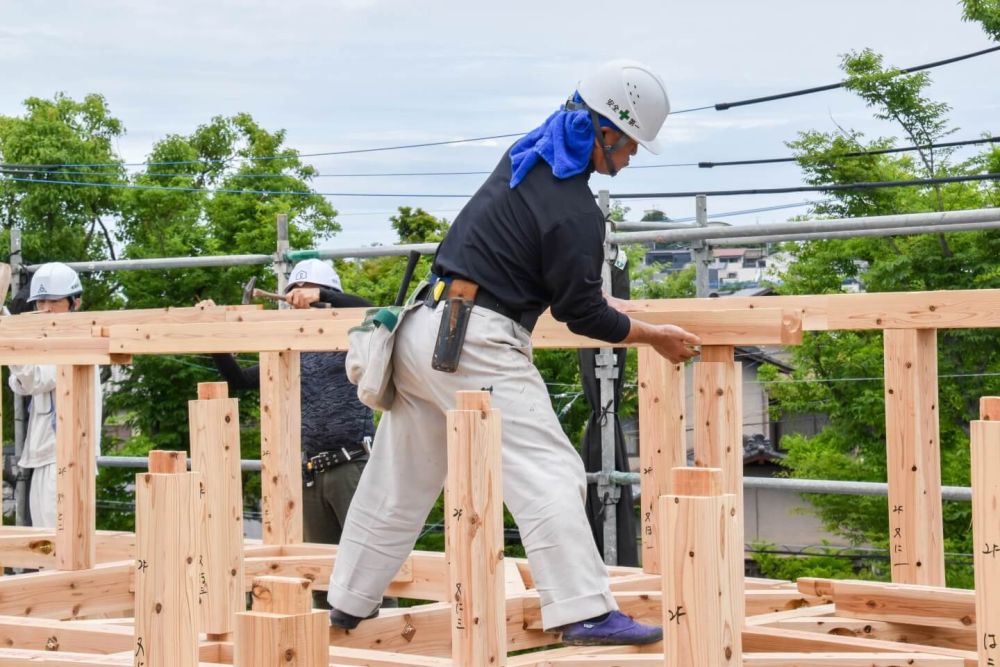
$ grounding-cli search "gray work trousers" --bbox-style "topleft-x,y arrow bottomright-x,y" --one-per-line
328,301 -> 616,630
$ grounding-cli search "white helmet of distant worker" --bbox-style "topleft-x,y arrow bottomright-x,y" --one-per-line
577,59 -> 671,155
28,262 -> 83,303
285,259 -> 342,293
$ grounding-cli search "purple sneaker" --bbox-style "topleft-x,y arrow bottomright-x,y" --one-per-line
560,611 -> 663,646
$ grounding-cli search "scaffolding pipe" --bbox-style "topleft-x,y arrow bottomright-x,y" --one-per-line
607,207 -> 1000,245
613,221 -> 701,232
24,254 -> 274,274
285,243 -> 439,262
706,220 -> 1000,245
586,470 -> 972,502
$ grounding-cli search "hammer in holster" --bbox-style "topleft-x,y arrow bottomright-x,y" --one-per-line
432,279 -> 478,373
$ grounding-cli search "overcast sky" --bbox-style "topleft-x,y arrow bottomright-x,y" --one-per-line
2,0 -> 997,250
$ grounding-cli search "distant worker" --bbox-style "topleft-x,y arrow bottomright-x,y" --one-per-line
203,260 -> 375,606
8,262 -> 103,528
327,60 -> 700,645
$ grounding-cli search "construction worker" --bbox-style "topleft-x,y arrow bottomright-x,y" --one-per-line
328,60 -> 700,645
8,262 -> 103,528
203,259 -> 375,607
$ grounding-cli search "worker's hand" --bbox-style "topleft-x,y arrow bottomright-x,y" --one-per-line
195,299 -> 217,309
648,324 -> 701,364
285,287 -> 320,310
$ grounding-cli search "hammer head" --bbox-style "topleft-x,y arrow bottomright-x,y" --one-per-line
241,276 -> 257,305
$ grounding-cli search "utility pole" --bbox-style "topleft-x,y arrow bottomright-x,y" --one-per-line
274,214 -> 290,309
692,194 -> 711,298
9,229 -> 29,525
597,189 -> 619,565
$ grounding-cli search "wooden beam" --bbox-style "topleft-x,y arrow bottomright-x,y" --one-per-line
106,306 -> 802,354
259,351 -> 303,545
55,365 -> 96,570
883,329 -> 945,586
743,626 -> 977,666
759,616 -> 973,651
796,578 -> 975,629
825,289 -> 1000,330
972,418 -> 1000,667
0,338 -> 114,365
0,303 -> 260,336
637,349 -> 685,575
0,615 -> 132,653
446,390 -> 505,666
0,561 -> 132,618
531,308 -> 802,347
743,655 -> 964,666
188,385 -> 245,635
134,472 -> 201,667
662,467 -> 742,667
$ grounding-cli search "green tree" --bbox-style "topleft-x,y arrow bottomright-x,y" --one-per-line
99,113 -> 340,529
762,49 -> 1000,586
962,0 -> 1000,39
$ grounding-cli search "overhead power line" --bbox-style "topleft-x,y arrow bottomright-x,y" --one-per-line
611,172 -> 1000,199
3,134 -> 995,183
3,172 -> 1000,200
1,45 -> 995,173
706,44 -> 1000,111
697,135 -> 1000,169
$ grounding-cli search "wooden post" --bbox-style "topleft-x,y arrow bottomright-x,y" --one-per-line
148,450 -> 186,474
638,347 -> 686,575
259,351 -> 303,545
134,469 -> 201,667
55,364 -> 96,570
981,396 -> 1000,421
235,576 -> 326,667
883,329 -> 945,586
662,467 -> 742,667
972,400 -> 1000,667
189,382 -> 245,636
446,390 -> 506,666
692,356 -> 744,525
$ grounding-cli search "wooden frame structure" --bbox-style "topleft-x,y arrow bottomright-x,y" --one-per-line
0,288 -> 996,664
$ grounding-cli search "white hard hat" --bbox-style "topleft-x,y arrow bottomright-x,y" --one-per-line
286,259 -> 342,293
28,262 -> 83,302
577,59 -> 671,155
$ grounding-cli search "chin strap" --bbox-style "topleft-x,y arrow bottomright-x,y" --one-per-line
565,98 -> 631,177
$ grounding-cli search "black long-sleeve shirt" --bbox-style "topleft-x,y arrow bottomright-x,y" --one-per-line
212,288 -> 375,458
432,150 -> 630,343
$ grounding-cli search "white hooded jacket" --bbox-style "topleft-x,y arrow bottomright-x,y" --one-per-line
8,364 -> 102,468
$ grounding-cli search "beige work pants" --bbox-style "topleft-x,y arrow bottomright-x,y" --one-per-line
328,301 -> 617,629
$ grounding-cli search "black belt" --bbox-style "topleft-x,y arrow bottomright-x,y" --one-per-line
422,278 -> 539,333
304,444 -> 368,478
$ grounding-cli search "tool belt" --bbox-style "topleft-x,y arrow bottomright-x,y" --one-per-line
303,440 -> 370,486
423,277 -> 538,333
424,276 -> 538,374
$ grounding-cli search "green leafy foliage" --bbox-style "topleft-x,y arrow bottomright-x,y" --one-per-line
766,50 -> 1000,586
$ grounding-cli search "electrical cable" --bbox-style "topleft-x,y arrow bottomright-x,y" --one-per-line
3,45 -> 996,171
4,171 -> 1000,200
611,172 -> 1000,199
709,44 -> 1000,111
697,135 -> 1000,169
3,135 -> 994,178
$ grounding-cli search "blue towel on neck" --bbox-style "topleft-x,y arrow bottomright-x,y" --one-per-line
509,93 -> 613,189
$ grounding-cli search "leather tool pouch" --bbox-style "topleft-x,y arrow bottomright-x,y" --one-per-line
432,297 -> 473,373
